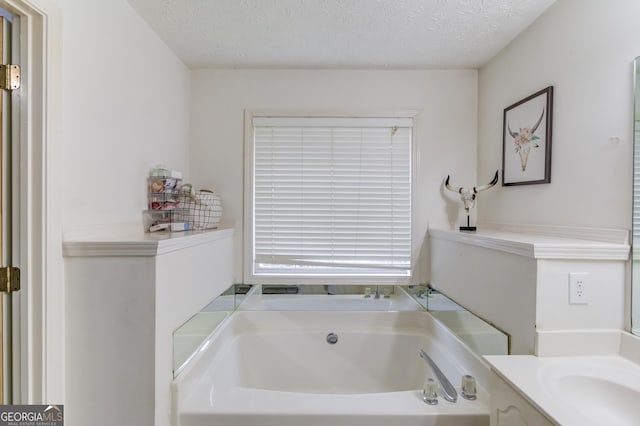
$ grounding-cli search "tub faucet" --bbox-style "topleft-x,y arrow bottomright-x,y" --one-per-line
418,349 -> 457,403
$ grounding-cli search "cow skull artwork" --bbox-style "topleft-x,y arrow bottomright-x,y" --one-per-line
507,108 -> 545,172
445,170 -> 499,231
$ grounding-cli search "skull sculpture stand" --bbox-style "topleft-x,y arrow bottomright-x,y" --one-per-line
445,170 -> 499,232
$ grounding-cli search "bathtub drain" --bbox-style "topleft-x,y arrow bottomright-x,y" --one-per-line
326,332 -> 338,344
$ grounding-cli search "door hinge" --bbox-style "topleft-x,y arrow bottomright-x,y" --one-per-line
0,64 -> 20,91
0,267 -> 20,292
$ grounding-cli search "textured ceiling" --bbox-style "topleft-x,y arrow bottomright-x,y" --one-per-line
127,0 -> 555,69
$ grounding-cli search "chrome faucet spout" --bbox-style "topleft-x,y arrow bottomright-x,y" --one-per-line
418,349 -> 458,403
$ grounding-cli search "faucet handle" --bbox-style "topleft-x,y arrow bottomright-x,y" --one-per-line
461,375 -> 477,400
422,378 -> 438,405
418,349 -> 457,403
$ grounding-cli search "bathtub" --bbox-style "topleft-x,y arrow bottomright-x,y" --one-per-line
172,310 -> 490,426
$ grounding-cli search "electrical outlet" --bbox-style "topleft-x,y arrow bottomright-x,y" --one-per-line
569,272 -> 589,305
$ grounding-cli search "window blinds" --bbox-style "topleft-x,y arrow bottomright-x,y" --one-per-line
252,116 -> 412,277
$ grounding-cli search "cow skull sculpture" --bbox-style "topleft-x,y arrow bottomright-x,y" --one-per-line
445,170 -> 499,220
507,108 -> 545,172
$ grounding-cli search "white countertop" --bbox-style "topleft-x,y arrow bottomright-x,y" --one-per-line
63,222 -> 235,256
485,337 -> 640,426
429,226 -> 629,260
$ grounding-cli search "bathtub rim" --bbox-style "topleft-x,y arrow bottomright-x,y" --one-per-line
172,309 -> 492,425
174,309 -> 492,382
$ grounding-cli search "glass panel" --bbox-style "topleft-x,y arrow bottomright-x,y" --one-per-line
401,285 -> 510,356
172,285 -> 246,376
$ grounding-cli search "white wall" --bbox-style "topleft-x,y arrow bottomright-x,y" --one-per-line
477,0 -> 640,230
58,0 -> 191,228
24,0 -> 191,406
189,69 -> 478,283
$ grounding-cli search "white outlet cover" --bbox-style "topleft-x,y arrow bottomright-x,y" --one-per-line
569,272 -> 589,305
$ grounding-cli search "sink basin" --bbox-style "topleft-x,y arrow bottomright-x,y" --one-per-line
540,357 -> 640,425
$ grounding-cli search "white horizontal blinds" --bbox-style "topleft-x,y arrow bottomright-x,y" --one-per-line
253,116 -> 412,276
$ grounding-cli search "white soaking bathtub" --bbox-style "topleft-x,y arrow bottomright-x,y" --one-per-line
172,310 -> 490,426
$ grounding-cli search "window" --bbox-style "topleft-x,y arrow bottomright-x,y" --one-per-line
246,115 -> 413,283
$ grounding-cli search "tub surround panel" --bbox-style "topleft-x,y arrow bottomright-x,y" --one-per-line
154,236 -> 234,425
64,226 -> 234,426
429,226 -> 629,356
430,233 -> 537,354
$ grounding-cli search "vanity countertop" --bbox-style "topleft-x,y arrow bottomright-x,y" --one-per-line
485,332 -> 640,426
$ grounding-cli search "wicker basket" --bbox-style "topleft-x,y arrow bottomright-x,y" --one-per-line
176,185 -> 222,230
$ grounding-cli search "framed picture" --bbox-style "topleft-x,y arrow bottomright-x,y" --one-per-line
502,86 -> 553,186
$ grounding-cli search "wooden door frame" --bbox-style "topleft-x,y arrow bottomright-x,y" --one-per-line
0,0 -> 61,405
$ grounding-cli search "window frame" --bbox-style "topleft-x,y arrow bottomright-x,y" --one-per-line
243,110 -> 419,285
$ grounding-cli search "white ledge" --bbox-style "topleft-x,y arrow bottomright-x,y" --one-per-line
478,222 -> 629,245
63,224 -> 235,257
429,227 -> 629,261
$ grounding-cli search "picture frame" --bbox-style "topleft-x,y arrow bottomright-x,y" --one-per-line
502,86 -> 553,186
